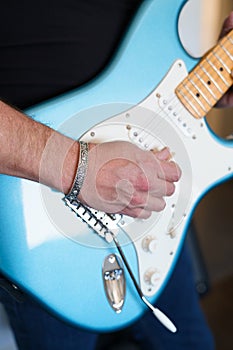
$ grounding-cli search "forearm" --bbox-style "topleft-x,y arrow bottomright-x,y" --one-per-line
0,100 -> 78,193
0,100 -> 181,219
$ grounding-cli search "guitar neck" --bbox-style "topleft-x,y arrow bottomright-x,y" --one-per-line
176,29 -> 233,119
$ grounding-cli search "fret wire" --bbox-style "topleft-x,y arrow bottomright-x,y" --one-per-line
200,64 -> 223,93
206,57 -> 230,88
193,71 -> 218,100
177,88 -> 202,117
212,51 -> 231,74
187,76 -> 212,107
176,31 -> 233,119
182,82 -> 207,112
220,43 -> 233,61
227,36 -> 233,46
193,42 -> 232,84
222,34 -> 233,50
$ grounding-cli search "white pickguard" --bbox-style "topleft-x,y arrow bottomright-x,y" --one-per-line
36,60 -> 232,298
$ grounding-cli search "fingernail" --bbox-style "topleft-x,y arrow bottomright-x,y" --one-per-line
156,147 -> 171,161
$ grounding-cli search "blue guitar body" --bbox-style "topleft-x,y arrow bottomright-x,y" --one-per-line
0,0 -> 232,332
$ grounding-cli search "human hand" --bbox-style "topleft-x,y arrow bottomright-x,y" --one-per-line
78,141 -> 181,219
216,12 -> 233,108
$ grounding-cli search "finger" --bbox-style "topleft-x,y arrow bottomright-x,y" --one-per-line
219,11 -> 233,38
216,88 -> 233,108
128,189 -> 169,209
122,207 -> 152,219
157,161 -> 181,182
128,196 -> 166,216
149,179 -> 176,197
153,147 -> 172,161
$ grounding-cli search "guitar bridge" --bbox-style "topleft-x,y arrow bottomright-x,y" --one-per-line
63,197 -> 121,242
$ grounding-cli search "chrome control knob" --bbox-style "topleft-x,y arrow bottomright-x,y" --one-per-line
144,268 -> 161,287
142,236 -> 157,253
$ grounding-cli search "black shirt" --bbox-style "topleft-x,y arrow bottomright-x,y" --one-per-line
0,0 -> 141,108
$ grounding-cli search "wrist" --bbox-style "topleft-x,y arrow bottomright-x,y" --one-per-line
64,141 -> 89,199
39,132 -> 80,194
61,140 -> 80,194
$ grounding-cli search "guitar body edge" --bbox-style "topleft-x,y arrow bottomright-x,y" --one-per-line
0,0 -> 232,332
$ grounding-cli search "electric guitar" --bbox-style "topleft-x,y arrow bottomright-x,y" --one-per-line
0,0 -> 232,332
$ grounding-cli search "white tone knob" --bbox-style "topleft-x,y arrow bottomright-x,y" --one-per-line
142,236 -> 157,253
144,268 -> 161,287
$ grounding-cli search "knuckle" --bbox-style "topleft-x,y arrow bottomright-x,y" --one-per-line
130,193 -> 146,207
135,173 -> 149,192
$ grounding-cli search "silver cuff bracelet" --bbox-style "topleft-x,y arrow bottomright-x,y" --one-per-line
65,141 -> 89,200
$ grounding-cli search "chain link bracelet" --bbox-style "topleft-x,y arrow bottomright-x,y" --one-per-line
64,141 -> 89,201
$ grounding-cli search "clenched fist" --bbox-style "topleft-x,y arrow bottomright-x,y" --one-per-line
79,141 -> 181,219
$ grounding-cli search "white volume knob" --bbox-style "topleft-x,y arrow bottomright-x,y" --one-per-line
142,236 -> 157,253
144,268 -> 161,287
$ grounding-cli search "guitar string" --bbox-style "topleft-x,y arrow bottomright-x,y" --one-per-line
109,42 -> 233,232
131,42 -> 233,150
